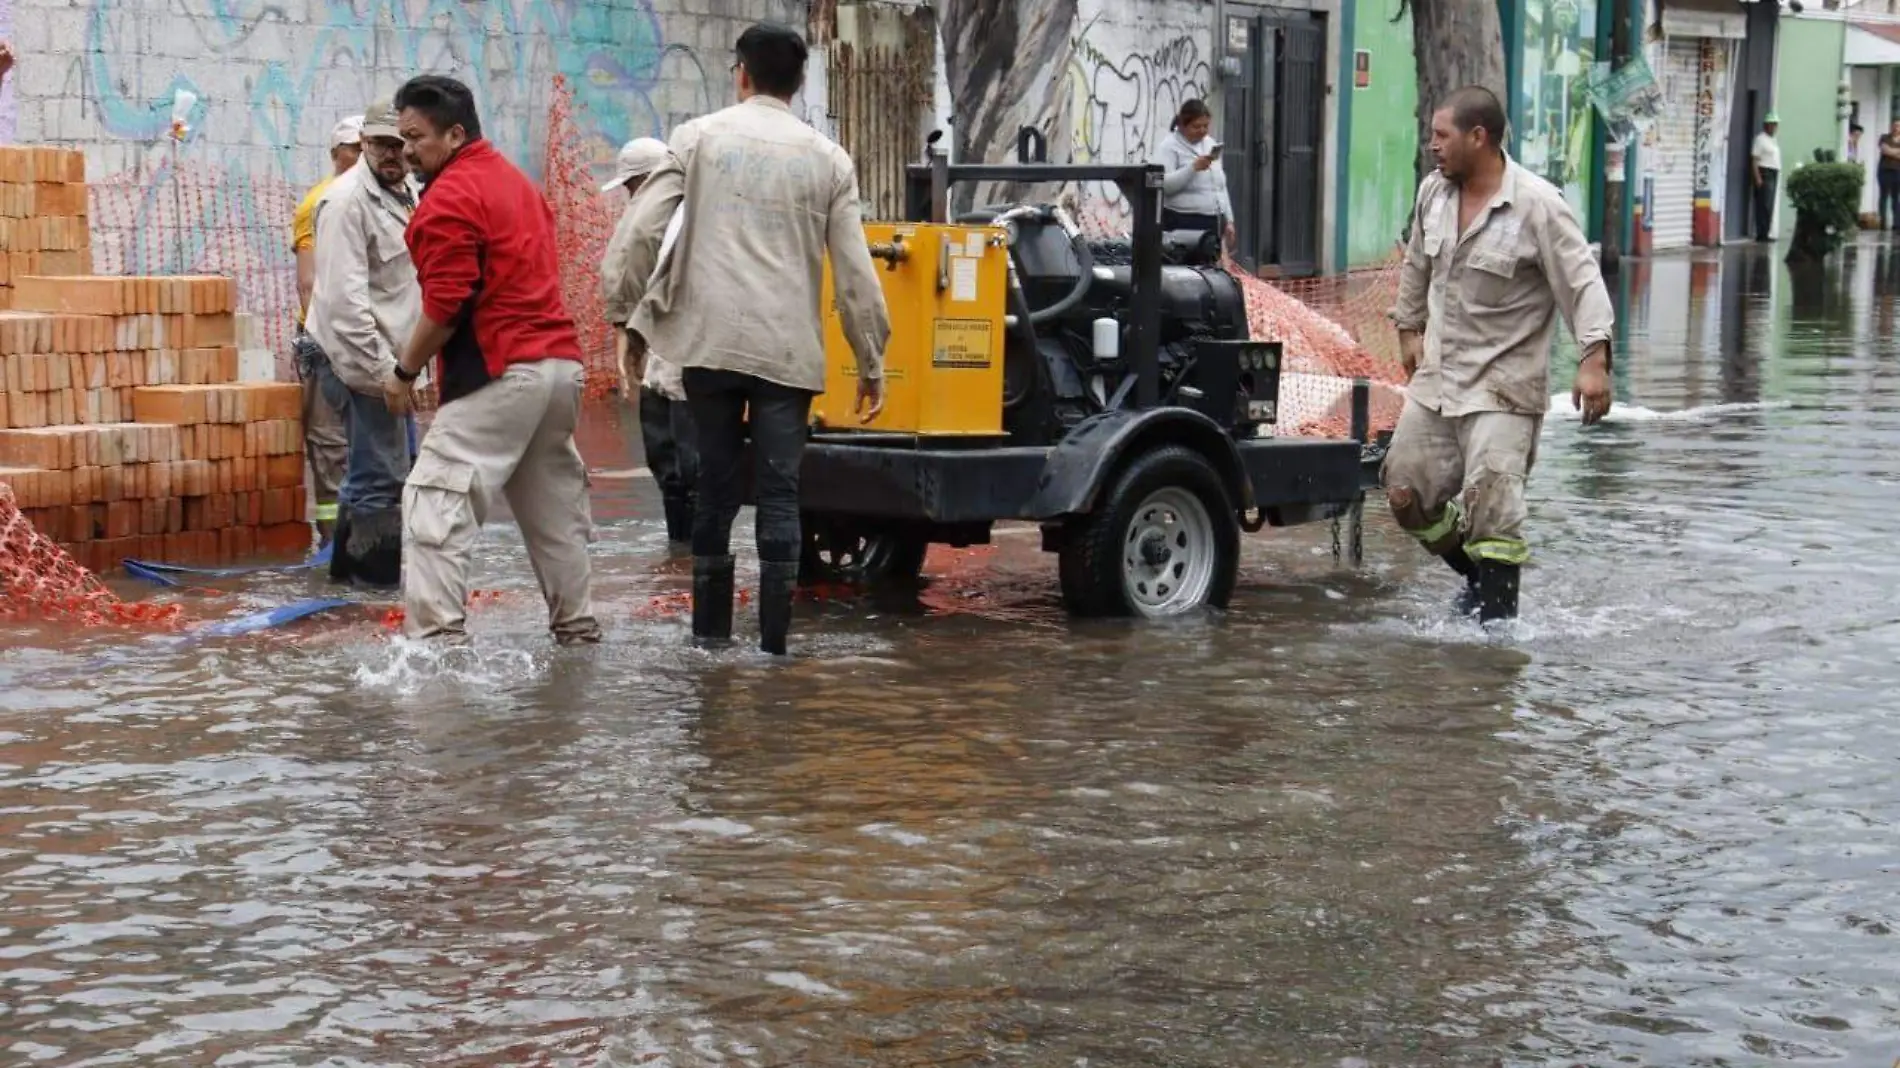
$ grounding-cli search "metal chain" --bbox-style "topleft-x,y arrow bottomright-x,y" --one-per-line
1348,496 -> 1366,566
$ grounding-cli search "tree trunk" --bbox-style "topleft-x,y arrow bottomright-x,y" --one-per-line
1405,0 -> 1509,186
939,0 -> 1079,214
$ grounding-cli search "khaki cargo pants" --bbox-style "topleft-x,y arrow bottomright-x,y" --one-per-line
1380,398 -> 1541,565
401,358 -> 599,642
293,332 -> 348,524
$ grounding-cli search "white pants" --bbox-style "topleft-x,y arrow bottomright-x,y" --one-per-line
401,359 -> 599,641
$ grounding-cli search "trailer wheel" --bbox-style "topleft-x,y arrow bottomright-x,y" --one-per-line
1057,445 -> 1239,618
799,519 -> 930,588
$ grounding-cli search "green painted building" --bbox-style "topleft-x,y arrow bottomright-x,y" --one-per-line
1332,0 -> 1783,269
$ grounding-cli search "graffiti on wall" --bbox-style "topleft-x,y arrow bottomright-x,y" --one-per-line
1063,26 -> 1212,232
73,0 -> 713,180
54,0 -> 720,370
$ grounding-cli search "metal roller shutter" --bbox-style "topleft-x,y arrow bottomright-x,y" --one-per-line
1646,38 -> 1702,250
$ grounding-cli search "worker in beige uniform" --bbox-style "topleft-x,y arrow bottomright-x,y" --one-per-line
305,100 -> 423,588
1385,85 -> 1615,622
605,22 -> 890,655
600,137 -> 698,549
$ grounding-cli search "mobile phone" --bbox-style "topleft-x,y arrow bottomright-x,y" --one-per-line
1207,142 -> 1224,160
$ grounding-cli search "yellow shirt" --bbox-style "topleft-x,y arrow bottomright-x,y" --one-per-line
291,175 -> 337,324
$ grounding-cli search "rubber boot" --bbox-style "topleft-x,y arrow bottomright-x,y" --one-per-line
757,558 -> 798,656
328,506 -> 354,585
345,509 -> 402,591
662,496 -> 695,547
1476,560 -> 1520,623
691,554 -> 735,647
1442,550 -> 1480,616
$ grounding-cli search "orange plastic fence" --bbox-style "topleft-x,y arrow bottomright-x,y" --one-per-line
0,482 -> 182,627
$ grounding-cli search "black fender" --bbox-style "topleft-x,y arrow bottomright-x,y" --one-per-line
1026,408 -> 1252,520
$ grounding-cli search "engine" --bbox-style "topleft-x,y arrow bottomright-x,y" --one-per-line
980,204 -> 1263,442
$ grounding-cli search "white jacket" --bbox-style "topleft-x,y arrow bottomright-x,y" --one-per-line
1157,130 -> 1234,221
306,159 -> 423,395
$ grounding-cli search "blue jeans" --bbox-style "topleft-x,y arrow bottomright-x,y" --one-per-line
310,350 -> 413,517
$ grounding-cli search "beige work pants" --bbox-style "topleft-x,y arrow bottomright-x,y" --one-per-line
401,359 -> 599,642
299,363 -> 348,524
1379,399 -> 1541,565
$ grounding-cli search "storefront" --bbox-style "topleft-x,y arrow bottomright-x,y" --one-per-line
1628,0 -> 1778,252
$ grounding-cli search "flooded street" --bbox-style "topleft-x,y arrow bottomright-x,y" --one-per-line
4,242 -> 1900,1066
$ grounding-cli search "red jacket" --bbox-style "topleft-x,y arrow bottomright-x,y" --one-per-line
405,139 -> 582,403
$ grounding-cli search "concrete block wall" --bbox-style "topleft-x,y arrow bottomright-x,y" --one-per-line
0,0 -> 804,372
1062,0 -> 1218,234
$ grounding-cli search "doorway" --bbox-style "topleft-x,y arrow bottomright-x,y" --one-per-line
1221,4 -> 1327,276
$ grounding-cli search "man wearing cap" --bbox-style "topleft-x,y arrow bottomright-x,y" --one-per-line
1751,113 -> 1781,243
289,115 -> 362,546
601,137 -> 697,548
305,100 -> 423,588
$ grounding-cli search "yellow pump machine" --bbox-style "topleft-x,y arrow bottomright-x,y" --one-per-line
811,222 -> 1011,438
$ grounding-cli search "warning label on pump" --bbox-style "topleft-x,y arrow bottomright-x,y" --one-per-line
932,318 -> 993,368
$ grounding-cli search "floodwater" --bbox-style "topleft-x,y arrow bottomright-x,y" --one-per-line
3,240 -> 1899,1066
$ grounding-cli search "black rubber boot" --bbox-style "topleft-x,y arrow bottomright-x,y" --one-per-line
757,558 -> 798,656
662,496 -> 695,546
345,509 -> 402,591
328,507 -> 353,584
1442,550 -> 1480,616
691,555 -> 735,647
1476,561 -> 1520,623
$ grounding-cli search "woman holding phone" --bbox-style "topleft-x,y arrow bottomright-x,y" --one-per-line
1156,99 -> 1235,253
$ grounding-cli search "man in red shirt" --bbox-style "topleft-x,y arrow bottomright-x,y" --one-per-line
381,75 -> 600,645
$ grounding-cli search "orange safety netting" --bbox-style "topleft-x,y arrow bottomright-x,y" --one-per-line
545,75 -> 623,403
1224,255 -> 1409,440
0,483 -> 182,627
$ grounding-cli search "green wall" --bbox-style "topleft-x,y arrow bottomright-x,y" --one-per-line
1774,18 -> 1847,220
1344,0 -> 1420,267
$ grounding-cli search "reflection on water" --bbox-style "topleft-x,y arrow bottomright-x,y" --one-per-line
4,242 -> 1900,1064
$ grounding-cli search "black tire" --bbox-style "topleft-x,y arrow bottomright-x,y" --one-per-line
799,517 -> 931,588
1056,445 -> 1240,618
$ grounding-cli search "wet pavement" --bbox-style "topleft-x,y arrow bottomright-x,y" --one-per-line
3,240 -> 1899,1065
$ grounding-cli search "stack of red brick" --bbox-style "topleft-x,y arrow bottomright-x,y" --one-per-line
0,147 -> 92,311
0,274 -> 307,573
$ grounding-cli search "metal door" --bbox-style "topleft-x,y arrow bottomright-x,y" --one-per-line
1273,16 -> 1326,275
1221,14 -> 1262,266
1646,39 -> 1701,251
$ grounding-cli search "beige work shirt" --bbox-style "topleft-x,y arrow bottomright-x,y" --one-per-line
1390,159 -> 1614,416
601,95 -> 891,394
307,159 -> 423,396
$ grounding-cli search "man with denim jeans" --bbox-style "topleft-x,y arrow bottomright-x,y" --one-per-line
306,99 -> 423,588
604,22 -> 890,655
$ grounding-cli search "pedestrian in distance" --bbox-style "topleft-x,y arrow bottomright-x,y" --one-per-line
1385,85 -> 1615,623
1750,113 -> 1781,243
600,137 -> 700,550
603,21 -> 891,656
383,74 -> 601,646
305,100 -> 423,589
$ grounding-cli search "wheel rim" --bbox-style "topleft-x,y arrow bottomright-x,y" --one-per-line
809,529 -> 909,582
1120,486 -> 1217,616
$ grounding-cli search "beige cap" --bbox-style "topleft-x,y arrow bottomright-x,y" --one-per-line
361,99 -> 401,141
330,115 -> 364,147
602,137 -> 669,192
